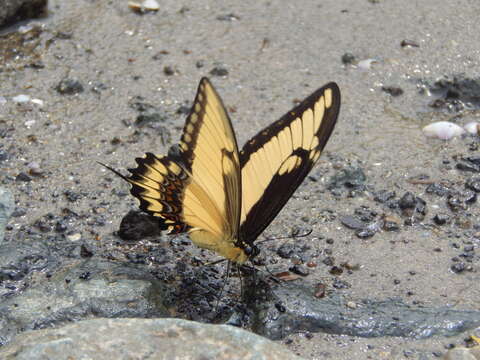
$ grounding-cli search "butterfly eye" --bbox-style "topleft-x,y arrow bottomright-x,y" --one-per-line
244,245 -> 260,258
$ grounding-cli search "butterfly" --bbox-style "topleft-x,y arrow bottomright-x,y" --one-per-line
105,78 -> 340,264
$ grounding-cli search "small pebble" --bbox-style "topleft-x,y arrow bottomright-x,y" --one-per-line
451,262 -> 466,273
314,283 -> 326,298
341,52 -> 356,65
289,265 -> 309,276
56,78 -> 84,95
382,86 -> 404,97
66,232 -> 82,241
31,98 -> 44,107
400,39 -> 420,47
16,173 -> 32,182
346,301 -> 357,309
28,161 -> 43,176
466,178 -> 480,192
340,215 -> 365,230
433,213 -> 450,225
209,66 -> 229,77
24,119 -> 36,127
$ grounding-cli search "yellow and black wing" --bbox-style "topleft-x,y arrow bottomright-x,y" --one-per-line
239,82 -> 340,244
116,78 -> 246,262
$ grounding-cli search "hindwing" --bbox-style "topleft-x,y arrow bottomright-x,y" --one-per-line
239,83 -> 340,243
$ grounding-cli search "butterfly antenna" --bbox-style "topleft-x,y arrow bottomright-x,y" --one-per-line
256,228 -> 313,245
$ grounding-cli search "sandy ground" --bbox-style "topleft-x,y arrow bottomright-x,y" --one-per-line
2,0 -> 480,359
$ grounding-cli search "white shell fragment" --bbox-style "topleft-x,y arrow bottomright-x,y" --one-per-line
12,94 -> 30,103
464,121 -> 480,135
422,121 -> 465,140
128,0 -> 160,12
357,59 -> 378,71
31,98 -> 44,107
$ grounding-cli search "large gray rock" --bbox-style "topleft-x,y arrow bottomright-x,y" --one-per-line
0,318 -> 303,360
249,282 -> 480,340
0,258 -> 171,346
0,0 -> 47,27
0,187 -> 14,244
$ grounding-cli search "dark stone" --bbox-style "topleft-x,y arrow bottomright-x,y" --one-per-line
341,53 -> 356,65
64,190 -> 81,202
118,210 -> 164,241
433,214 -> 450,225
163,66 -> 175,76
79,271 -> 91,280
55,220 -> 68,233
55,78 -> 84,95
15,172 -> 31,182
400,39 -> 419,47
451,262 -> 466,273
176,105 -> 191,115
135,112 -> 168,128
91,81 -> 108,93
275,303 -> 286,313
356,228 -> 376,239
426,183 -> 451,197
322,257 -> 334,266
80,245 -> 94,258
354,207 -> 377,222
464,245 -> 474,252
289,265 -> 309,276
383,219 -> 400,231
466,177 -> 480,192
456,161 -> 480,172
276,243 -> 296,259
465,156 -> 480,165
339,215 -> 365,230
329,266 -> 343,275
216,13 -> 240,21
447,191 -> 477,211
382,86 -> 404,97
0,0 -> 47,28
328,166 -> 366,190
374,190 -> 396,203
209,66 -> 229,77
399,192 -> 416,209
129,97 -> 155,113
11,208 -> 26,217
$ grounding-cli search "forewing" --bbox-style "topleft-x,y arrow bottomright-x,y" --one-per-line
176,78 -> 242,239
239,82 -> 340,243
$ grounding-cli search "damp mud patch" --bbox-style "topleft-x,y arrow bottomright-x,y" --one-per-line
419,75 -> 480,113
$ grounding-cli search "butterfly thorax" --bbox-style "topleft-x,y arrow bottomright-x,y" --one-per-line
188,228 -> 250,264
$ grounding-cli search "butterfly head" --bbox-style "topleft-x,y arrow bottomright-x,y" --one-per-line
242,244 -> 260,259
